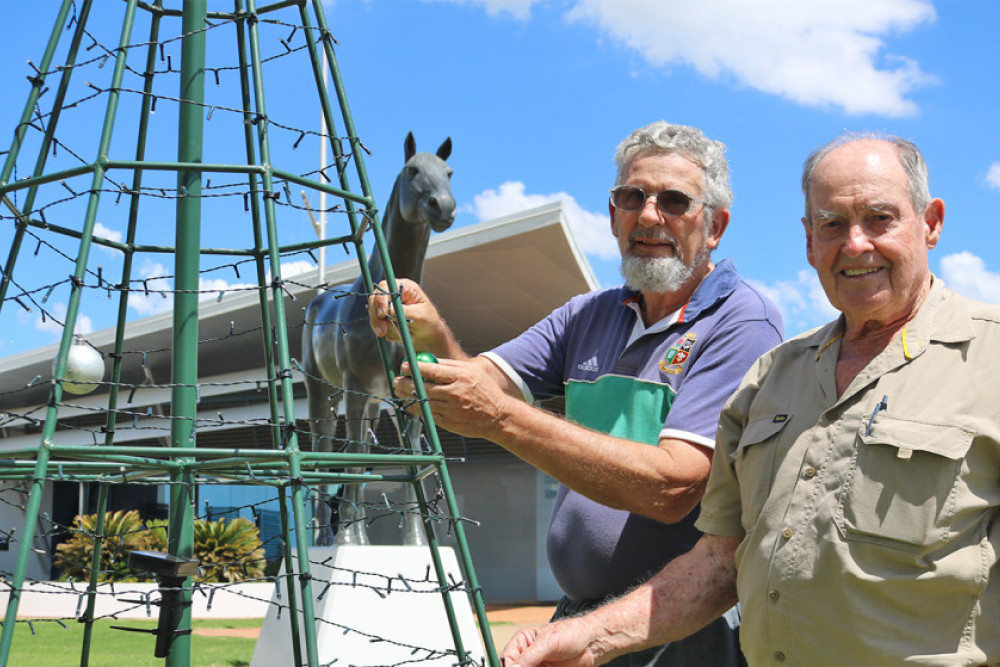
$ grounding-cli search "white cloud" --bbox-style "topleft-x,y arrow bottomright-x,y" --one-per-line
425,0 -> 540,20
277,260 -> 315,278
986,163 -> 1000,191
470,181 -> 619,260
565,0 -> 935,116
129,261 -> 174,315
93,222 -> 122,244
749,269 -> 839,337
17,302 -> 93,337
939,251 -> 1000,304
92,222 -> 124,257
128,260 -> 258,315
199,275 -> 256,302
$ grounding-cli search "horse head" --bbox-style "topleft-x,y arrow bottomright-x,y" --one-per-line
396,132 -> 455,233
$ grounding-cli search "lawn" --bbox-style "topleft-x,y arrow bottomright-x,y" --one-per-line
5,617 -> 263,666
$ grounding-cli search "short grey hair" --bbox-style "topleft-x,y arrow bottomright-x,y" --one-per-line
801,131 -> 931,217
614,121 -> 734,216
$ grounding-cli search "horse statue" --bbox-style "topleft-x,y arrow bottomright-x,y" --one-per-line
301,133 -> 455,546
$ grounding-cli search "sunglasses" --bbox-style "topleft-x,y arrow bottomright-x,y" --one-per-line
610,185 -> 707,216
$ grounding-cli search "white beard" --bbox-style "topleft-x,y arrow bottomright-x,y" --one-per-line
620,254 -> 693,293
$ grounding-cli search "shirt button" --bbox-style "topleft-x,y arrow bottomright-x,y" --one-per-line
774,651 -> 786,662
781,528 -> 794,539
768,590 -> 780,601
803,466 -> 817,479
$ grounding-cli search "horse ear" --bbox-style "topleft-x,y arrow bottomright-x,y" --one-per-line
436,137 -> 452,161
404,132 -> 416,162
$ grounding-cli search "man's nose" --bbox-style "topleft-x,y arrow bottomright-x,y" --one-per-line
842,222 -> 875,256
637,196 -> 665,226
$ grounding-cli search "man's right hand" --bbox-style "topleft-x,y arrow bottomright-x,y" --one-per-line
367,279 -> 465,360
502,619 -> 599,667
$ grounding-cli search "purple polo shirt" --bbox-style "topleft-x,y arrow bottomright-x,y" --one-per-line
486,259 -> 783,602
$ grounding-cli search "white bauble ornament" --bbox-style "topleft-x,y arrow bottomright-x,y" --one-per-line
57,338 -> 104,395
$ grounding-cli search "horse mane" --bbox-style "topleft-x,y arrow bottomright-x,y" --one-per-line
366,174 -> 403,284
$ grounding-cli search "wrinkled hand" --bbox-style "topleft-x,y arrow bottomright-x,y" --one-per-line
502,620 -> 597,667
395,358 -> 514,441
368,279 -> 444,352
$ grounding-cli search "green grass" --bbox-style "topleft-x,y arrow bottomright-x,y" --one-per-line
4,617 -> 263,666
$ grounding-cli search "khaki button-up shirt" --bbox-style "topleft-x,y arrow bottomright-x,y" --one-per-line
698,279 -> 1000,666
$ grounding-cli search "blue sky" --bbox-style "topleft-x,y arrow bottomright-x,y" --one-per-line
1,0 -> 999,357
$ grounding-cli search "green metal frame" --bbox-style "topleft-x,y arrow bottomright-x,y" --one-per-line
0,2 -> 499,666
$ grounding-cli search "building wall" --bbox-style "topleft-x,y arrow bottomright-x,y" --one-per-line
448,460 -> 561,604
365,458 -> 561,604
0,481 -> 53,582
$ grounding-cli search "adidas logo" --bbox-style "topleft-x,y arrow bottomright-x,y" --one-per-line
577,356 -> 599,372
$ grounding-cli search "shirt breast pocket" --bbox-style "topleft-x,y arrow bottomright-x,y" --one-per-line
836,415 -> 973,551
733,414 -> 792,528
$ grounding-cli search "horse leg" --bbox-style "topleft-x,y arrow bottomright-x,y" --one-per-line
304,374 -> 337,547
391,412 -> 429,547
335,395 -> 373,546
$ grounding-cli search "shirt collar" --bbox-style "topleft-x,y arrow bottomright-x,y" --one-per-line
684,258 -> 740,321
618,258 -> 739,348
899,276 -> 975,355
797,274 -> 974,361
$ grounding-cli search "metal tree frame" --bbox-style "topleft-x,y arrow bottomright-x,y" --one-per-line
0,2 -> 497,666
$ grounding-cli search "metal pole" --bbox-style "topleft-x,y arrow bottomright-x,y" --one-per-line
246,0 -> 320,662
165,2 -> 207,664
318,53 -> 328,287
79,483 -> 110,667
232,2 -> 305,661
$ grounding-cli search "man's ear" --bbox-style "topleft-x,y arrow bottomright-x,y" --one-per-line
706,209 -> 730,249
802,216 -> 816,268
924,198 -> 944,249
609,200 -> 618,237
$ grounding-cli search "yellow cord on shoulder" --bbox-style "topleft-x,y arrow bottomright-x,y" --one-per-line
901,325 -> 913,360
816,332 -> 843,361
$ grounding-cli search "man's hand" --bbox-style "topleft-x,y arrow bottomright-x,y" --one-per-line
502,619 -> 598,667
367,279 -> 466,360
368,279 -> 437,345
395,357 -> 516,441
505,534 -> 740,667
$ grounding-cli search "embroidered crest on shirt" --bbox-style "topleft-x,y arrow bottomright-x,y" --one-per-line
659,332 -> 697,375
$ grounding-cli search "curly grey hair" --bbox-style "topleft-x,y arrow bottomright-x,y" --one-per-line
614,121 -> 734,217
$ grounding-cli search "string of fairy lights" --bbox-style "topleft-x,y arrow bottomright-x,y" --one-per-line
0,3 -> 489,665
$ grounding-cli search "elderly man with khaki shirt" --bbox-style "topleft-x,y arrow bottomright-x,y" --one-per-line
501,134 -> 1000,667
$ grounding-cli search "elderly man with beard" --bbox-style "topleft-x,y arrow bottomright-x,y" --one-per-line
370,120 -> 783,666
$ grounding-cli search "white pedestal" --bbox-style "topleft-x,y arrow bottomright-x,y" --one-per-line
250,546 -> 488,667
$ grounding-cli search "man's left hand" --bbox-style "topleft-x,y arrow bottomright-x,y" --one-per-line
502,619 -> 599,667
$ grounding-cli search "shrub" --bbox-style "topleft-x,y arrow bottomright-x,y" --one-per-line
55,510 -> 165,582
55,512 -> 264,583
193,517 -> 265,582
